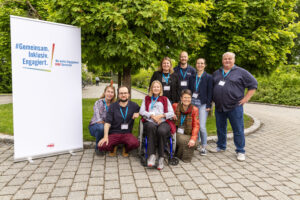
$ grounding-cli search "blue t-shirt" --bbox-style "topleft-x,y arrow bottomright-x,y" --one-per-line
212,65 -> 258,112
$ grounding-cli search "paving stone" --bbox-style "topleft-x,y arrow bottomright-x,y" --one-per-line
217,188 -> 238,198
51,187 -> 70,197
206,193 -> 225,200
229,183 -> 248,192
35,184 -> 55,193
8,178 -> 26,186
181,181 -> 198,190
165,178 -> 181,186
120,176 -> 134,184
238,192 -> 259,200
57,179 -> 73,187
121,183 -> 137,193
122,193 -> 138,200
0,186 -> 20,195
199,184 -> 218,194
169,186 -> 186,196
149,175 -> 164,183
42,176 -> 59,184
155,191 -> 174,200
85,196 -> 103,200
30,193 -> 50,200
174,196 -> 192,200
0,195 -> 13,200
67,191 -> 86,200
187,189 -> 207,200
104,188 -> 121,199
275,185 -> 297,195
135,179 -> 151,187
247,186 -> 268,196
12,189 -> 34,199
152,183 -> 168,192
21,180 -> 40,189
138,188 -> 155,198
87,186 -> 103,195
71,182 -> 88,191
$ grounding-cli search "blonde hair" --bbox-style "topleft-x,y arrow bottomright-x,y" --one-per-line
100,85 -> 116,103
149,80 -> 163,96
157,57 -> 174,74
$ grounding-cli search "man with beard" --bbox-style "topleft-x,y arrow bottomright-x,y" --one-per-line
98,86 -> 140,157
174,51 -> 196,91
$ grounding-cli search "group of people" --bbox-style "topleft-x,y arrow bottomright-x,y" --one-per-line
88,51 -> 258,170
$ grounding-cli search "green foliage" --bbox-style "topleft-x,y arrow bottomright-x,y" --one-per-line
196,0 -> 300,75
251,65 -> 300,106
132,68 -> 155,89
48,0 -> 213,72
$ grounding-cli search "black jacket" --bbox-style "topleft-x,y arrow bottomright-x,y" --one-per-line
149,71 -> 180,103
188,71 -> 213,109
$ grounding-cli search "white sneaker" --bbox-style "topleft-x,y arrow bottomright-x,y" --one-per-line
157,157 -> 164,170
147,154 -> 156,167
237,153 -> 245,161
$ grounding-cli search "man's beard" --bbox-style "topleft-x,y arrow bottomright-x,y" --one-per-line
119,98 -> 128,102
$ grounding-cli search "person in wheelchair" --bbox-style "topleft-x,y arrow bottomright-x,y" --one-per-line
139,80 -> 175,170
172,89 -> 200,163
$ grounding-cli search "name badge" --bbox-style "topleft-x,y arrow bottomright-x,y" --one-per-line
121,123 -> 129,130
192,93 -> 198,98
218,80 -> 225,86
187,72 -> 191,76
177,128 -> 184,134
181,81 -> 187,86
162,78 -> 166,82
164,85 -> 170,91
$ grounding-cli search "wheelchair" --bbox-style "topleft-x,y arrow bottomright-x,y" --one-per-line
138,120 -> 179,167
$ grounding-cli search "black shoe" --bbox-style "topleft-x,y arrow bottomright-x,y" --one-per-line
95,149 -> 105,156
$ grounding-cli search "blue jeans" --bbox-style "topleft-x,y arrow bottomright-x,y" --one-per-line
192,99 -> 208,147
215,106 -> 245,153
89,123 -> 104,150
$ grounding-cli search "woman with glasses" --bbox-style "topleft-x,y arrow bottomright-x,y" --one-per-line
172,89 -> 199,163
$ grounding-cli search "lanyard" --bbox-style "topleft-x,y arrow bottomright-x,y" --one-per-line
120,106 -> 128,122
180,115 -> 186,126
103,99 -> 108,111
180,68 -> 188,80
150,96 -> 159,110
222,69 -> 231,78
162,73 -> 170,84
195,73 -> 203,91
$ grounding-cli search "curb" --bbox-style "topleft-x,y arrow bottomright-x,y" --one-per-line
249,101 -> 300,109
0,112 -> 262,148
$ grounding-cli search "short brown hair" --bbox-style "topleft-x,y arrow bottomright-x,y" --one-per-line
180,89 -> 192,97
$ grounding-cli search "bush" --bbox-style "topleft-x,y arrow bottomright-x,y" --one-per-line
251,65 -> 300,106
132,68 -> 154,89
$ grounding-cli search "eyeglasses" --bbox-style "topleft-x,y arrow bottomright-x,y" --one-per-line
119,92 -> 128,95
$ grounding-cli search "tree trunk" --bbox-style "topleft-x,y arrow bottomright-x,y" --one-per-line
122,66 -> 131,97
118,71 -> 122,88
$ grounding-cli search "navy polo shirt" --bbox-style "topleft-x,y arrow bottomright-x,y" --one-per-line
174,64 -> 196,90
105,101 -> 140,134
212,65 -> 258,112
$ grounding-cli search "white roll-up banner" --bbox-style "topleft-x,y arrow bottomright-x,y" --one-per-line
10,16 -> 83,162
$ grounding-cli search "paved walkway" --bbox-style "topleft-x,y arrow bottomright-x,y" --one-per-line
1,89 -> 300,199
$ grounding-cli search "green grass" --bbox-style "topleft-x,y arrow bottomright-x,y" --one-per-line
132,86 -> 148,94
0,99 -> 253,141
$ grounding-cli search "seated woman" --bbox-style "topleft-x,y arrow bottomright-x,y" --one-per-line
139,80 -> 175,170
172,89 -> 200,163
89,84 -> 116,155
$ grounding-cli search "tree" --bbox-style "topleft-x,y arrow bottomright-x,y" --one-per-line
48,0 -> 213,93
288,0 -> 300,64
195,0 -> 300,74
0,0 -> 50,93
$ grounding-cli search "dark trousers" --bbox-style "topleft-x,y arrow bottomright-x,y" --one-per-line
215,105 -> 245,153
89,123 -> 104,150
98,133 -> 139,152
144,121 -> 170,157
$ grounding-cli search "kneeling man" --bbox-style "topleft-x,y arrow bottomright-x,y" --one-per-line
98,86 -> 140,156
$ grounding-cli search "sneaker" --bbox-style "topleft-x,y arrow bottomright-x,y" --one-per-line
147,154 -> 156,167
200,148 -> 207,156
209,147 -> 225,153
237,153 -> 245,161
157,157 -> 164,170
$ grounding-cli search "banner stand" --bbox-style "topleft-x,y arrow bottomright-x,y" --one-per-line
15,148 -> 83,163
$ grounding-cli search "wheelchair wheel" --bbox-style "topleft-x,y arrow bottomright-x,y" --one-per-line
168,157 -> 179,166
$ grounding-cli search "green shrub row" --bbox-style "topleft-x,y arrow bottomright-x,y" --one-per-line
251,65 -> 300,106
132,68 -> 154,90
